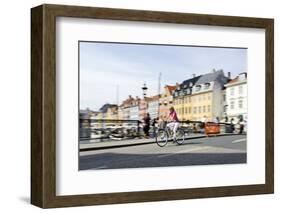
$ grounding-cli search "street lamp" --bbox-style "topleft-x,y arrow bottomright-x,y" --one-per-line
142,83 -> 148,97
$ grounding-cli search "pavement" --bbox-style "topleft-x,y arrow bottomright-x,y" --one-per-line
79,134 -> 247,170
79,133 -> 243,151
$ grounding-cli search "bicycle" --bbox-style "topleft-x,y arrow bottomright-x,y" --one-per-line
155,122 -> 185,147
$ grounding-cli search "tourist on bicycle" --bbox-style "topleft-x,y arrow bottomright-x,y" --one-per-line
167,107 -> 179,142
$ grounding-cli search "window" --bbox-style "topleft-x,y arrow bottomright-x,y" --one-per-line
208,94 -> 211,100
198,96 -> 201,101
195,85 -> 201,92
208,105 -> 211,112
189,107 -> 191,114
203,106 -> 206,113
239,100 -> 243,109
193,107 -> 197,114
204,83 -> 210,90
230,87 -> 235,96
239,85 -> 243,94
224,105 -> 227,113
199,106 -> 201,113
230,101 -> 235,109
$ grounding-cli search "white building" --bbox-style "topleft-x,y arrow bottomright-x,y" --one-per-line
129,105 -> 139,120
225,72 -> 247,121
147,97 -> 159,120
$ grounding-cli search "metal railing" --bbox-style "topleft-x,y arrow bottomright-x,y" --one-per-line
79,119 -> 141,141
79,118 -> 244,142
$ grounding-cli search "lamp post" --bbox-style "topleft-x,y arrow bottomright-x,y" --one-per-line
141,83 -> 148,121
142,83 -> 148,98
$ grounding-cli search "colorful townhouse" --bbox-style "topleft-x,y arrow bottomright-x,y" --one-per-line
159,85 -> 177,120
173,70 -> 229,121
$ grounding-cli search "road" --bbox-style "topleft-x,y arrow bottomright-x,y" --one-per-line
79,135 -> 246,170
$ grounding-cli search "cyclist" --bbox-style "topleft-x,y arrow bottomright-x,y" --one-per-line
167,107 -> 180,142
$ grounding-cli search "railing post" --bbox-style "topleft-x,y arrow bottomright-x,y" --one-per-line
137,120 -> 140,138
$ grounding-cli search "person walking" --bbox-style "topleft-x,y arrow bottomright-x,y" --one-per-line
151,117 -> 159,138
143,113 -> 151,138
230,118 -> 235,133
201,115 -> 207,133
238,117 -> 244,134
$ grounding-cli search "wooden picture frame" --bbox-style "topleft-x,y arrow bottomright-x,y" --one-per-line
31,4 -> 274,208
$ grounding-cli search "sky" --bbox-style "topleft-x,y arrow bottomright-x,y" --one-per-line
79,41 -> 247,111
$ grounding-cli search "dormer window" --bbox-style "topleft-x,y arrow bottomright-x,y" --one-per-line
204,83 -> 210,90
238,72 -> 247,80
195,85 -> 201,92
189,82 -> 193,87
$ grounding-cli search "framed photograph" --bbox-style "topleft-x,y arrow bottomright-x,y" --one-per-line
31,4 -> 274,208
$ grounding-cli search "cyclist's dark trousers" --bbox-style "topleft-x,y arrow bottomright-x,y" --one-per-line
143,125 -> 150,136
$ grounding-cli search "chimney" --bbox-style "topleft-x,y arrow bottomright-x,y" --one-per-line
227,72 -> 231,79
192,74 -> 196,78
176,82 -> 180,89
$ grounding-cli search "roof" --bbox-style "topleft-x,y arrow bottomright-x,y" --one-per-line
99,104 -> 118,113
146,95 -> 160,102
165,85 -> 177,93
181,75 -> 201,88
195,70 -> 228,85
228,76 -> 239,84
79,109 -> 91,115
173,75 -> 201,97
225,73 -> 247,87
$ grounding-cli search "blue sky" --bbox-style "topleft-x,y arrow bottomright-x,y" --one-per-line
80,42 -> 247,111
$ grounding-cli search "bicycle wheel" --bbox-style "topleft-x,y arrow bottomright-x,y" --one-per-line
156,129 -> 168,147
176,129 -> 185,145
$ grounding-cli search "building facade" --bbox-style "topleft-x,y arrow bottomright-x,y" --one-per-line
129,97 -> 140,120
190,70 -> 229,121
99,104 -> 118,120
139,98 -> 148,121
173,70 -> 229,121
159,85 -> 176,120
173,75 -> 201,121
225,72 -> 247,121
147,95 -> 160,120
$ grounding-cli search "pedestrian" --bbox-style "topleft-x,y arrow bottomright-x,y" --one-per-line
238,117 -> 244,134
152,117 -> 159,137
225,115 -> 228,123
200,115 -> 207,133
143,113 -> 151,138
167,107 -> 180,142
230,118 -> 235,133
213,116 -> 219,123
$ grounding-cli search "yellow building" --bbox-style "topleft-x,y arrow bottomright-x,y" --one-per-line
99,104 -> 118,120
189,91 -> 212,121
173,75 -> 201,121
106,105 -> 118,120
174,70 -> 229,121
